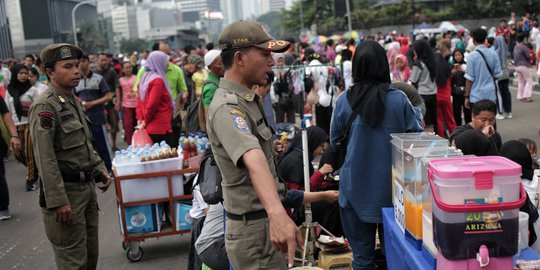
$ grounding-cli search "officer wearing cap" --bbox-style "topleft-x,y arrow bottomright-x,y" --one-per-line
28,43 -> 112,270
206,20 -> 300,269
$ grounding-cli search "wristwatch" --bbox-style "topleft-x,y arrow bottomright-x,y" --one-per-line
464,95 -> 469,98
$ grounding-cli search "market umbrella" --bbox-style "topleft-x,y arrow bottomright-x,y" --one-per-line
343,30 -> 360,40
308,35 -> 328,44
329,34 -> 342,41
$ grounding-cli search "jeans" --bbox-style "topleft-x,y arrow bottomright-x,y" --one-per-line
91,125 -> 112,173
452,94 -> 471,126
340,205 -> 385,270
421,94 -> 437,134
498,79 -> 512,113
122,107 -> 137,145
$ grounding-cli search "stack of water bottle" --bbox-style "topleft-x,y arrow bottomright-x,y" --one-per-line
114,141 -> 179,165
178,132 -> 210,160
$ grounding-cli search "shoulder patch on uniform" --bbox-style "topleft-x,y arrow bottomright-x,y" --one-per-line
229,108 -> 247,118
38,111 -> 54,129
232,113 -> 250,133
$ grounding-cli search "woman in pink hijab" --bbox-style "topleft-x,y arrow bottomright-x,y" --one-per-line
390,54 -> 412,82
136,51 -> 175,146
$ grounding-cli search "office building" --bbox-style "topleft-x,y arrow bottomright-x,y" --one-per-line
111,3 -> 138,39
6,0 -> 98,57
221,0 -> 242,25
0,0 -> 13,59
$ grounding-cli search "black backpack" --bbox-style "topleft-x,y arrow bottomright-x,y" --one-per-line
195,149 -> 223,204
182,79 -> 219,133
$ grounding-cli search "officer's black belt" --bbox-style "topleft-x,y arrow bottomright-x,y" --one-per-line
226,210 -> 267,221
61,170 -> 94,183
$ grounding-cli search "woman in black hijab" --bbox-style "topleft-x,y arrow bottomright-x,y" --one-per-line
347,40 -> 391,127
7,65 -> 33,121
500,140 -> 539,246
5,64 -> 39,191
277,126 -> 343,236
278,126 -> 330,191
330,41 -> 423,269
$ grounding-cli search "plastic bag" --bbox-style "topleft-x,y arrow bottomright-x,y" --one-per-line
132,128 -> 153,147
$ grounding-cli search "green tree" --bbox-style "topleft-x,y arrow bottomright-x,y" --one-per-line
68,21 -> 107,53
120,38 -> 148,54
278,0 -> 540,34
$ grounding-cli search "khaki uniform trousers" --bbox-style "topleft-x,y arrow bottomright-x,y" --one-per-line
42,182 -> 98,270
225,217 -> 287,270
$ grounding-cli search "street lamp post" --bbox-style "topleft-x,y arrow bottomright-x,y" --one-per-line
345,0 -> 352,33
72,0 -> 96,47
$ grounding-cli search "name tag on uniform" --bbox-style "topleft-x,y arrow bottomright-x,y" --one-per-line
60,112 -> 75,122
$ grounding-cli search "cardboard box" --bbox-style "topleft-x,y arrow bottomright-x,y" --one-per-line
119,204 -> 160,235
175,201 -> 193,231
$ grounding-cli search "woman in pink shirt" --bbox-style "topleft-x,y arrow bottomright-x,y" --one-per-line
120,62 -> 138,144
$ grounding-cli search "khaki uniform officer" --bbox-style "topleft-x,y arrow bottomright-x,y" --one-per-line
207,20 -> 300,270
29,43 -> 112,270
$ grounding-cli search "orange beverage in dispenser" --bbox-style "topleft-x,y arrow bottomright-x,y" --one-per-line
405,199 -> 423,239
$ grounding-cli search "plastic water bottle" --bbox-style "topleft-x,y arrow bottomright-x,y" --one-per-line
196,136 -> 205,155
202,135 -> 210,149
129,153 -> 140,164
141,150 -> 150,162
114,150 -> 121,159
160,141 -> 172,153
179,133 -> 185,148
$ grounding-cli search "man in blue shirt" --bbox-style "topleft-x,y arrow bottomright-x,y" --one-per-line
464,28 -> 502,110
74,53 -> 113,172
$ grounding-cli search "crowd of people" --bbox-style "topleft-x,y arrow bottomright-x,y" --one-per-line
0,13 -> 539,270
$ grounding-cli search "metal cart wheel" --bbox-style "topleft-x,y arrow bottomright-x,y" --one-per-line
126,246 -> 143,262
125,241 -> 143,262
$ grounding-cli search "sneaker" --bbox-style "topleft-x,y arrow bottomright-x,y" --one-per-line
505,113 -> 513,119
0,210 -> 12,221
495,114 -> 505,120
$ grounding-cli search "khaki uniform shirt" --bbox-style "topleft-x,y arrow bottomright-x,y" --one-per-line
29,85 -> 107,209
207,79 -> 286,216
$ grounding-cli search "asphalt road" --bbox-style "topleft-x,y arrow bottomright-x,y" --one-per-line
0,140 -> 191,270
0,84 -> 538,269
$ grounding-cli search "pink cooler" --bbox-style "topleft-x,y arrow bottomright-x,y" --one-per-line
427,156 -> 526,269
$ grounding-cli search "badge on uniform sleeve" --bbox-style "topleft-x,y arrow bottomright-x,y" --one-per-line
38,111 -> 54,129
231,113 -> 250,133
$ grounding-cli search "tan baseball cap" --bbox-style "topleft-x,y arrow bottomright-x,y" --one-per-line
219,20 -> 290,52
40,43 -> 83,65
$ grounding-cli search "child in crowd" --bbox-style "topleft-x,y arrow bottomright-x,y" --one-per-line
391,54 -> 412,83
519,138 -> 539,169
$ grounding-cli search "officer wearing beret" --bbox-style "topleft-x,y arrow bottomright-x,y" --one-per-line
28,43 -> 112,270
206,21 -> 299,269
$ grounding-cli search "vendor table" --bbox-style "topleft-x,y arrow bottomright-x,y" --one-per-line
382,207 -> 540,270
